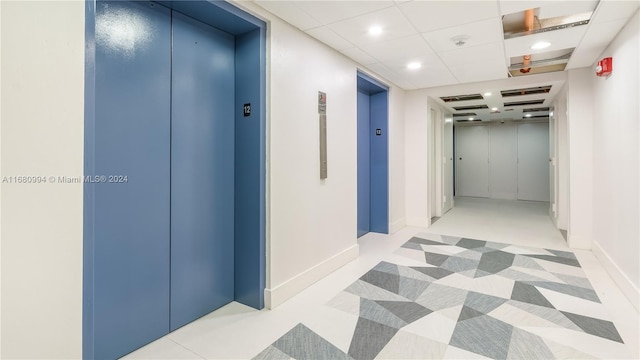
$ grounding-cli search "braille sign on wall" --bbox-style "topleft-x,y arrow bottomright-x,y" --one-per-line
318,91 -> 327,179
243,103 -> 251,117
318,91 -> 327,115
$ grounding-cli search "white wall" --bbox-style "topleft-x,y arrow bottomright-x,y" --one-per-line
1,1 -> 84,358
404,93 -> 452,226
566,68 -> 594,249
404,91 -> 429,226
553,85 -> 569,230
589,9 -> 639,309
236,3 -> 407,308
389,87 -> 406,233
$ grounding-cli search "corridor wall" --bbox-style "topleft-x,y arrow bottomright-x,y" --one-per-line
589,9 -> 640,310
1,0 -> 409,355
1,1 -> 84,358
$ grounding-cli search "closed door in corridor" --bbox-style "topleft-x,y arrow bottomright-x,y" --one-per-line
517,123 -> 550,201
455,125 -> 490,198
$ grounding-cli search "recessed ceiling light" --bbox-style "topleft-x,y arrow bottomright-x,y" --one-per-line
368,25 -> 383,36
491,107 -> 498,111
531,41 -> 551,50
549,111 -> 554,117
468,117 -> 474,121
524,113 -> 532,117
407,62 -> 422,70
484,92 -> 492,97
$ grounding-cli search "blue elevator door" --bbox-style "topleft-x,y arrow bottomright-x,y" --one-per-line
94,2 -> 171,359
170,11 -> 236,330
357,90 -> 371,237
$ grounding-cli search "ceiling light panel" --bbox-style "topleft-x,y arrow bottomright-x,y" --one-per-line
327,7 -> 417,46
368,25 -> 383,36
531,41 -> 551,50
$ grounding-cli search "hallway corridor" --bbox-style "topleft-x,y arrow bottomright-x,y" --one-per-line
125,199 -> 639,359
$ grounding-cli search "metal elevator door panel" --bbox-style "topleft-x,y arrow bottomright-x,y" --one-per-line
94,2 -> 172,359
170,11 -> 236,330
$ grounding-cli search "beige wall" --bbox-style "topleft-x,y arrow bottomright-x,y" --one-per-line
1,1 -> 85,358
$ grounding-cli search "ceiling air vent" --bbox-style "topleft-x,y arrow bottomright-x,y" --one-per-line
501,86 -> 551,97
452,105 -> 489,111
453,112 -> 477,117
504,99 -> 545,107
523,107 -> 550,112
455,119 -> 482,123
440,94 -> 484,102
523,114 -> 549,119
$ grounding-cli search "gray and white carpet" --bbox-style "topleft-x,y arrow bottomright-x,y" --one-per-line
253,233 -> 629,359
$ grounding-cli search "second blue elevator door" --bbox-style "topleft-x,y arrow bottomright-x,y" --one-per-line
170,11 -> 236,330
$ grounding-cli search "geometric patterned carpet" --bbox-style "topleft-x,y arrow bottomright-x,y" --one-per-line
253,234 -> 629,359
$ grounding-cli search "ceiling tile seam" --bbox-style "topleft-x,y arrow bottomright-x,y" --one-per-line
394,3 -> 425,38
430,46 -> 461,85
300,2 -> 398,29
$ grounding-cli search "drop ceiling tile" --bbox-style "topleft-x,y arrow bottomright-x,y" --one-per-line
504,25 -> 588,58
591,0 -> 640,24
398,1 -> 500,33
294,1 -> 395,26
341,47 -> 378,66
306,27 -> 354,51
327,6 -> 419,47
254,1 -> 321,30
566,18 -> 628,69
440,42 -> 509,83
387,53 -> 458,88
537,1 -> 598,19
359,34 -> 434,63
422,18 -> 503,52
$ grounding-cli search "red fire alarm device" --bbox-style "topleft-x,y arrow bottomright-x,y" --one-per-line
596,57 -> 612,77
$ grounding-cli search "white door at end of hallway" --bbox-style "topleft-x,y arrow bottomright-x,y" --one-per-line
455,125 -> 490,198
517,123 -> 550,201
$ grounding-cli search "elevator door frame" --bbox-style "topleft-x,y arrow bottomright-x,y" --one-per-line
83,1 -> 266,358
356,71 -> 389,236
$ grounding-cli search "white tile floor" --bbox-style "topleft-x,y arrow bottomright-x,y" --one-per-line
124,197 -> 639,359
